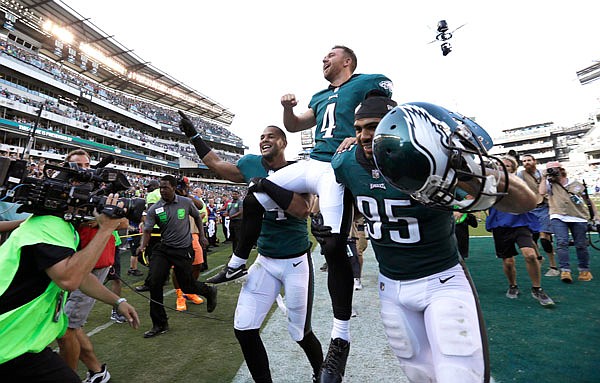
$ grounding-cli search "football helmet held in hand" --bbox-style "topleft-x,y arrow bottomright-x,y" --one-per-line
372,102 -> 507,212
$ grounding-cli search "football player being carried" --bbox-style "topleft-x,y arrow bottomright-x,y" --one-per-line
331,94 -> 537,383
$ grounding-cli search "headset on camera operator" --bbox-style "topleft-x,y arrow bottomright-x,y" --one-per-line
539,161 -> 598,283
0,155 -> 142,382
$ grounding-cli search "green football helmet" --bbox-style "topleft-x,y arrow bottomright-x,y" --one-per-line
372,102 -> 507,212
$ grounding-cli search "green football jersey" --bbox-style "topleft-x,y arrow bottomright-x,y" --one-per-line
236,155 -> 310,258
332,146 -> 459,280
309,73 -> 393,162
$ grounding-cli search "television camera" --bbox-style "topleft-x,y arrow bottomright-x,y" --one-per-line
0,157 -> 145,223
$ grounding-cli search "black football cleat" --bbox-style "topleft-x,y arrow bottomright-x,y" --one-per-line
319,338 -> 350,383
206,264 -> 247,284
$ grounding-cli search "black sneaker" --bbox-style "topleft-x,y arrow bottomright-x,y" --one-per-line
531,287 -> 555,306
82,363 -> 110,383
135,284 -> 150,292
206,264 -> 247,284
319,338 -> 350,383
127,268 -> 144,277
143,324 -> 169,338
506,285 -> 519,299
110,309 -> 127,324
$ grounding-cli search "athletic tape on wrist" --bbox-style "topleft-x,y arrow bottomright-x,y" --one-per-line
191,135 -> 212,158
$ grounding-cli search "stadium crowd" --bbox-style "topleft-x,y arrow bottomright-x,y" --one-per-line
0,40 -> 242,145
0,87 -> 242,164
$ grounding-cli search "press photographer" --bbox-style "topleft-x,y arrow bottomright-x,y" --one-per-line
0,154 -> 142,382
539,161 -> 599,284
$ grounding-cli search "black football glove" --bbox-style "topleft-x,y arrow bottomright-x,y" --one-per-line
310,212 -> 332,245
248,177 -> 265,194
178,110 -> 198,138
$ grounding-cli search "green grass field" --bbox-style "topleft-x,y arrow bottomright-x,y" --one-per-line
58,228 -> 600,382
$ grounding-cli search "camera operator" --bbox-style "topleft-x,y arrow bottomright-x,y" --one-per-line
0,191 -> 140,382
539,161 -> 599,283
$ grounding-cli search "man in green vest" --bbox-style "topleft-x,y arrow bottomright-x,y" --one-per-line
0,193 -> 140,382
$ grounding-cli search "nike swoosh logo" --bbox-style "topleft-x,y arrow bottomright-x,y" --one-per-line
225,270 -> 243,278
292,261 -> 302,267
439,275 -> 455,284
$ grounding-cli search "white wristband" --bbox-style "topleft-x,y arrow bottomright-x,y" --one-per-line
114,297 -> 127,309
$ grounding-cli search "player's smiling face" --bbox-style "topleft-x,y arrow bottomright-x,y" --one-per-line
259,127 -> 286,160
322,48 -> 347,82
354,117 -> 382,160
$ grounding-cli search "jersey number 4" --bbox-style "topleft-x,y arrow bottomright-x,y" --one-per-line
320,103 -> 337,138
356,196 -> 421,244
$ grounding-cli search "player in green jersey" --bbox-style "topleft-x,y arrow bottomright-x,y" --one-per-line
180,122 -> 323,382
332,95 -> 537,383
180,46 -> 392,383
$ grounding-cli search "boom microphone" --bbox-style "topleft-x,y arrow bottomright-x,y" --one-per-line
93,155 -> 115,169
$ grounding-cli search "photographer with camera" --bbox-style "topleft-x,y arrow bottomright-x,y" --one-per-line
55,149 -> 131,383
539,161 -> 599,283
0,190 -> 140,382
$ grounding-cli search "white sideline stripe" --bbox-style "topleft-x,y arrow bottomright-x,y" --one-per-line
87,320 -> 115,337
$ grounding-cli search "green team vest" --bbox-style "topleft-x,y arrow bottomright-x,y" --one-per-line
198,199 -> 208,225
0,215 -> 78,363
237,155 -> 310,258
332,146 -> 458,280
309,73 -> 393,162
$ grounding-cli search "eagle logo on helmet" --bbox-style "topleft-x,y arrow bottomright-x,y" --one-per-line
372,103 -> 508,212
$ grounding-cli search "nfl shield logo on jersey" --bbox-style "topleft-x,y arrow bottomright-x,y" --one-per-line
380,282 -> 385,291
372,169 -> 380,179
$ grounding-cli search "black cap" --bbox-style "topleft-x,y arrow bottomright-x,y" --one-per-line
355,96 -> 397,120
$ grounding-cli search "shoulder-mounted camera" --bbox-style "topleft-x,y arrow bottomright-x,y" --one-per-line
0,157 -> 145,223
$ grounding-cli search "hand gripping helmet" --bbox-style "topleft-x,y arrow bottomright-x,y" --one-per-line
372,102 -> 508,212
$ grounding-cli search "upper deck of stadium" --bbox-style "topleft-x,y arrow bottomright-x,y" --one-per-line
0,0 -> 245,182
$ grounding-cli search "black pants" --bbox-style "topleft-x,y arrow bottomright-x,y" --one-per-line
142,231 -> 162,286
148,243 -> 210,326
0,347 -> 80,383
229,219 -> 242,253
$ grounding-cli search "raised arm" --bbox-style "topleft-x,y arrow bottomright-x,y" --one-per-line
459,172 -> 537,214
178,111 -> 245,183
281,94 -> 316,133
